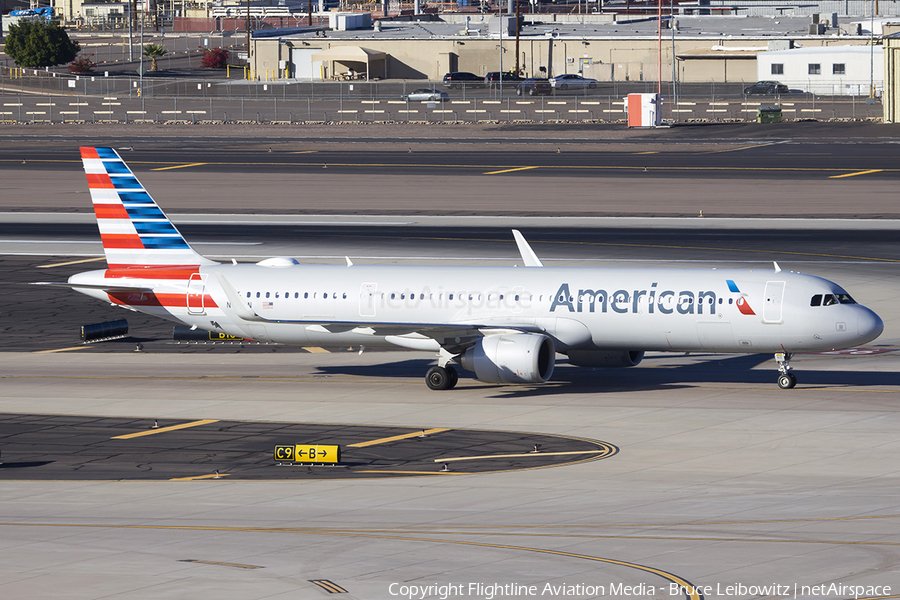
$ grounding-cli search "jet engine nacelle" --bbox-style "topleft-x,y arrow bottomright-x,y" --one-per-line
566,350 -> 644,368
461,333 -> 555,384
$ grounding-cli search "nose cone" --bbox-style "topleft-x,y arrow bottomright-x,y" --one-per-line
857,307 -> 884,345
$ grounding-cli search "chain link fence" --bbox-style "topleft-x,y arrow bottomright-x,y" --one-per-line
0,68 -> 883,123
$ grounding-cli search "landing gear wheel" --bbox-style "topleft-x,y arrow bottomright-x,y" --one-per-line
445,365 -> 459,389
426,366 -> 450,390
777,373 -> 797,389
774,352 -> 796,389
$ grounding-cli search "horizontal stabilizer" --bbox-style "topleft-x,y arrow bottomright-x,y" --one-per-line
31,281 -> 154,293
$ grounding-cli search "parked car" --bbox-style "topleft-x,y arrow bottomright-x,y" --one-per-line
743,80 -> 789,95
402,88 -> 450,101
516,78 -> 552,96
484,72 -> 526,87
442,72 -> 484,89
550,74 -> 598,90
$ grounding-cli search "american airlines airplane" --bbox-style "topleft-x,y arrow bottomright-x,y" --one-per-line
40,147 -> 884,390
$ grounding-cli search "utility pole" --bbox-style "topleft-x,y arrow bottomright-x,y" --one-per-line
246,0 -> 251,75
128,0 -> 135,61
308,0 -> 312,27
514,0 -> 520,75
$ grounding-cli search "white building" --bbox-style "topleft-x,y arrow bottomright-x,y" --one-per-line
756,45 -> 883,95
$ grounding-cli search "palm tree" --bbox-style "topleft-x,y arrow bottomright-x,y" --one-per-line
143,44 -> 167,72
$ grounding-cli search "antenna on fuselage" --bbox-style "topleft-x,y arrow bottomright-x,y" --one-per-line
774,262 -> 782,273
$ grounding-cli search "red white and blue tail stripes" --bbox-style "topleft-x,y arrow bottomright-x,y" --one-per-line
81,147 -> 216,269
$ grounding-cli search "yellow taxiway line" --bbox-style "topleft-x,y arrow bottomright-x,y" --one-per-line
112,419 -> 219,440
483,166 -> 540,175
829,169 -> 885,179
348,427 -> 450,448
169,473 -> 230,481
310,580 -> 348,593
150,162 -> 208,171
37,257 -> 106,269
33,346 -> 92,354
436,449 -> 609,463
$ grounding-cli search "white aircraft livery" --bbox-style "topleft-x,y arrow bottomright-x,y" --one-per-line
44,147 -> 884,390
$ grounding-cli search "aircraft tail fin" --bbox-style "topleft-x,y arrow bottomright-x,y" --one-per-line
80,147 -> 217,269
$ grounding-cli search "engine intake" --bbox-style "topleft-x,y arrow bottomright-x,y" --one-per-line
566,350 -> 644,368
460,333 -> 555,384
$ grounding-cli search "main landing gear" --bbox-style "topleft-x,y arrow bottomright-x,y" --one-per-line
775,352 -> 797,389
426,365 -> 459,390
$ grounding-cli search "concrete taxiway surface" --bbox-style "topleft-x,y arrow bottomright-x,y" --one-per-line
1,128 -> 899,600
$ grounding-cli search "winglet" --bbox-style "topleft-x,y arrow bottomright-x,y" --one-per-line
512,230 -> 543,267
774,261 -> 782,273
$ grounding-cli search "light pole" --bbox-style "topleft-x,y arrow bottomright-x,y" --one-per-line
870,0 -> 876,99
498,0 -> 503,99
139,0 -> 143,97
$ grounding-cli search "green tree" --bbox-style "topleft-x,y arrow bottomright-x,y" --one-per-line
3,20 -> 80,68
143,44 -> 168,72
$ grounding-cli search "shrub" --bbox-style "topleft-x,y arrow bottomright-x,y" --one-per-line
201,47 -> 229,69
68,54 -> 96,74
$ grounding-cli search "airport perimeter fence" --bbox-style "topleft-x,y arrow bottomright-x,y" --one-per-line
0,70 -> 884,123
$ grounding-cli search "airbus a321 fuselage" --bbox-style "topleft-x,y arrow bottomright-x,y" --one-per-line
44,147 -> 884,390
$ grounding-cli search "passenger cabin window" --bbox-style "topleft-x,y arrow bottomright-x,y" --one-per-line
810,294 -> 822,307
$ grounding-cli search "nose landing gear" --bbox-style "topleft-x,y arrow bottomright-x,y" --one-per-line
775,352 -> 797,389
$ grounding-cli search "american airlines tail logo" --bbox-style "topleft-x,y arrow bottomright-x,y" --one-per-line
727,279 -> 757,316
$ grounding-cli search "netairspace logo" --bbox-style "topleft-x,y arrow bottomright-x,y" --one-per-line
388,582 -> 893,600
388,582 -> 645,599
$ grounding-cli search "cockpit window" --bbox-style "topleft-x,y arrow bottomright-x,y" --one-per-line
836,293 -> 856,304
810,294 -> 822,307
822,294 -> 838,306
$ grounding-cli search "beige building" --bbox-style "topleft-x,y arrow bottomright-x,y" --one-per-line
251,16 -> 877,83
53,0 -> 89,21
